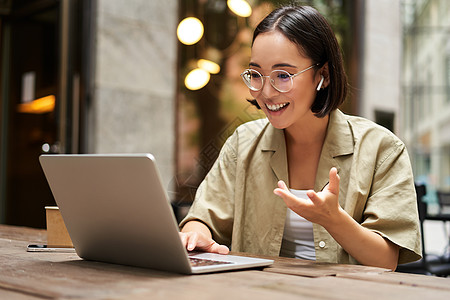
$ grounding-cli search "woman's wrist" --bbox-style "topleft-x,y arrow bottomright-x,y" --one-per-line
319,206 -> 347,230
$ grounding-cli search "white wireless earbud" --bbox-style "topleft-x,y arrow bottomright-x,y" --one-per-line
316,75 -> 325,91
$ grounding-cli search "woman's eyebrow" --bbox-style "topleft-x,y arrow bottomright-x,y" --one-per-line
248,62 -> 297,68
273,63 -> 297,68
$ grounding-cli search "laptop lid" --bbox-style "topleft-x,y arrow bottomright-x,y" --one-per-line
39,154 -> 273,274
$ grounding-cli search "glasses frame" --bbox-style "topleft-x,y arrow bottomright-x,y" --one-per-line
240,63 -> 319,93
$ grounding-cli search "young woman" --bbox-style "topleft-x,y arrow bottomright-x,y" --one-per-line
179,5 -> 421,270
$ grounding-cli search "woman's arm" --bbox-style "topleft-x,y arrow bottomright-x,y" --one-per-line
320,206 -> 399,270
274,167 -> 399,270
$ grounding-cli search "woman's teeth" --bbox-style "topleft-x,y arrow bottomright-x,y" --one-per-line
266,102 -> 289,112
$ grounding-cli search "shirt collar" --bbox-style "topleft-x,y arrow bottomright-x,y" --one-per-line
316,109 -> 354,190
259,109 -> 354,190
322,109 -> 354,158
260,109 -> 354,156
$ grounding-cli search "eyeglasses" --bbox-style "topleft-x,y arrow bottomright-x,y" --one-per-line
240,63 -> 318,93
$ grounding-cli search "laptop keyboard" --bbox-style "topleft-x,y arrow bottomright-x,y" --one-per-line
189,257 -> 234,267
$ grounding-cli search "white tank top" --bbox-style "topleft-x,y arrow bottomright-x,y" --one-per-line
279,189 -> 316,260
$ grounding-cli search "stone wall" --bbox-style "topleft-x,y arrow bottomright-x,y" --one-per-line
90,1 -> 178,191
361,0 -> 401,132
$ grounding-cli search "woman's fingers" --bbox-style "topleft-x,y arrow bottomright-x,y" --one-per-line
179,232 -> 198,251
180,232 -> 188,247
327,167 -> 340,196
187,232 -> 198,251
179,232 -> 229,254
273,169 -> 340,226
207,242 -> 230,255
274,180 -> 310,207
277,180 -> 289,190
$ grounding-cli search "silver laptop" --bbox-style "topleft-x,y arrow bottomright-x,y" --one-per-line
39,154 -> 273,274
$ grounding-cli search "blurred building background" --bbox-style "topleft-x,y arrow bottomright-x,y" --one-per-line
0,0 -> 448,256
400,0 -> 450,256
402,0 -> 450,207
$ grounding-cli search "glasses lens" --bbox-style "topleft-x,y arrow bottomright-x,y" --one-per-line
242,69 -> 262,91
270,70 -> 292,92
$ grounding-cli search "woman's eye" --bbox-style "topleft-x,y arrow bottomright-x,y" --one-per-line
277,73 -> 290,80
251,73 -> 261,79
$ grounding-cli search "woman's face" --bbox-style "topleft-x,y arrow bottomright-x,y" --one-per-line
249,31 -> 322,129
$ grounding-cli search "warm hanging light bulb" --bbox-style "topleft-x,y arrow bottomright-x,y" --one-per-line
197,59 -> 220,74
227,0 -> 252,17
185,68 -> 210,90
16,95 -> 55,114
177,17 -> 204,45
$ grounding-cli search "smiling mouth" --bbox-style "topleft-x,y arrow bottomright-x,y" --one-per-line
266,102 -> 289,112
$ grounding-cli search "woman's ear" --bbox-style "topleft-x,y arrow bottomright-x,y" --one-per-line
318,62 -> 330,89
316,76 -> 325,91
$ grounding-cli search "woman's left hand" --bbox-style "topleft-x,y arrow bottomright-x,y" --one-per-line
274,167 -> 342,227
274,167 -> 400,270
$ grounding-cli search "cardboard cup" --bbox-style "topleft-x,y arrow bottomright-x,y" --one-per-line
45,206 -> 73,247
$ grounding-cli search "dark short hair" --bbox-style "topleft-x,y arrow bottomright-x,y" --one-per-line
247,5 -> 348,118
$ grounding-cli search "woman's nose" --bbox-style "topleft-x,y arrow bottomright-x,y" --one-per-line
260,78 -> 279,98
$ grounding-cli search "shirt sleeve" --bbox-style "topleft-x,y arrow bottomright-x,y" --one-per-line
361,139 -> 422,264
178,132 -> 238,247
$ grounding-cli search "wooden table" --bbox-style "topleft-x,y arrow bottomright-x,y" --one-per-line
1,224 -> 450,300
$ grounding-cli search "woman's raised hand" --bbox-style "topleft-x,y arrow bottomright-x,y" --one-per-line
274,167 -> 343,227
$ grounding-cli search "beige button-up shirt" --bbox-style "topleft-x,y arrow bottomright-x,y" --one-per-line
180,109 -> 422,264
